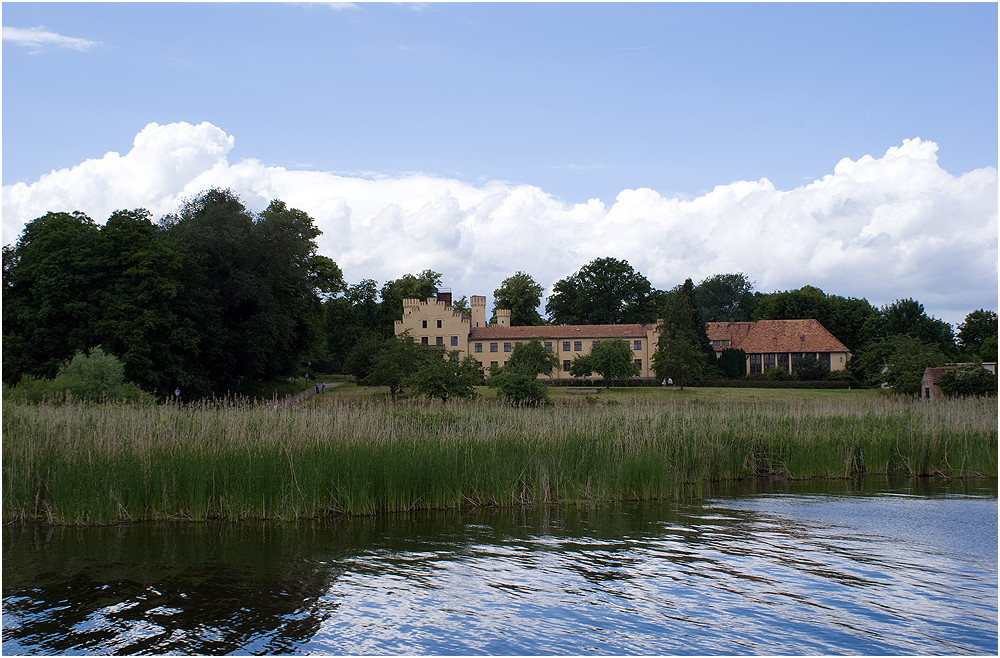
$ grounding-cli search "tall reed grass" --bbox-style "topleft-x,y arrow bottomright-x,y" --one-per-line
4,394 -> 996,524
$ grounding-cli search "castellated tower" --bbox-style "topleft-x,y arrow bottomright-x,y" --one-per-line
470,296 -> 487,328
495,308 -> 511,327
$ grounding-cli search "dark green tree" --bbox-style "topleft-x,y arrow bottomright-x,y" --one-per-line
877,298 -> 955,355
791,354 -> 830,381
694,272 -> 756,321
653,278 -> 716,389
93,209 -> 191,395
378,270 -> 442,333
323,279 -> 382,372
493,271 -> 546,326
545,257 -> 657,325
718,348 -> 747,378
957,310 -> 998,358
2,211 -> 103,384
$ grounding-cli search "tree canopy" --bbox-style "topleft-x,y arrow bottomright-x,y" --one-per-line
545,257 -> 658,325
493,271 -> 546,326
3,189 -> 336,398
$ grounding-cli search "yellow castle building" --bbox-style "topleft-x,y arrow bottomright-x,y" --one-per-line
395,291 -> 851,380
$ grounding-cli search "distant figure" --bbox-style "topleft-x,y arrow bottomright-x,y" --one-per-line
315,383 -> 320,394
321,383 -> 326,394
667,378 -> 673,386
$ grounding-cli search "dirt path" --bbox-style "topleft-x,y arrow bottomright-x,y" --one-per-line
276,382 -> 344,407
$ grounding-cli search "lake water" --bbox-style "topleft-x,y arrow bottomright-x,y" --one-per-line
3,478 -> 996,655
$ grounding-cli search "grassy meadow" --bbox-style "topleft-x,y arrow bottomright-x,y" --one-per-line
3,386 -> 996,525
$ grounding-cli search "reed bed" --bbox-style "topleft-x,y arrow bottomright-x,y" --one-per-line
3,394 -> 996,525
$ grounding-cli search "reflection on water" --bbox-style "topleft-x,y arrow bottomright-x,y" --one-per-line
3,477 -> 997,655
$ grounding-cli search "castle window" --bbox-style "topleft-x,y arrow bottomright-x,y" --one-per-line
474,343 -> 483,353
451,336 -> 459,347
634,359 -> 642,371
634,340 -> 642,350
490,343 -> 498,353
421,337 -> 428,345
422,320 -> 427,329
574,341 -> 583,351
749,354 -> 762,374
436,336 -> 444,346
504,342 -> 513,353
763,353 -> 775,371
563,360 -> 571,372
437,320 -> 442,328
544,341 -> 553,351
563,341 -> 571,351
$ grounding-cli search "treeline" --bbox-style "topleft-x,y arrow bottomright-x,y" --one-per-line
3,189 -> 344,399
4,190 -> 997,399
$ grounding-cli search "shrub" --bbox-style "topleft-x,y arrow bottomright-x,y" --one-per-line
793,354 -> 830,381
764,366 -> 792,381
488,364 -> 550,406
10,347 -> 154,403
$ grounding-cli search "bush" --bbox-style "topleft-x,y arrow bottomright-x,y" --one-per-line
792,354 -> 830,381
488,365 -> 550,407
765,367 -> 792,381
10,347 -> 154,404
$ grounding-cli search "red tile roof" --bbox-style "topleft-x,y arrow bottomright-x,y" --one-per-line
706,319 -> 850,354
470,324 -> 653,341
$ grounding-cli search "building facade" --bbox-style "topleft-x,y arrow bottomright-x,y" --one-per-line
395,292 -> 853,380
395,293 -> 658,379
706,318 -> 851,375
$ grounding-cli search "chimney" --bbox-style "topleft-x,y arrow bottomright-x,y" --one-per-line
436,290 -> 452,307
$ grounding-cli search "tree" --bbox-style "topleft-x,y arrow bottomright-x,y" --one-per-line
487,340 -> 560,406
488,365 -> 550,406
323,279 -> 382,373
874,335 -> 947,396
92,208 -> 189,395
2,211 -> 103,384
587,339 -> 640,386
653,333 -> 704,390
878,298 -> 955,355
366,334 -> 430,401
493,271 -> 546,326
718,348 -> 747,379
957,310 -> 998,357
505,339 -> 560,377
545,257 -> 657,325
938,363 -> 998,398
378,270 -> 442,333
694,273 -> 756,322
408,350 -> 480,404
791,354 -> 829,381
569,354 -> 596,379
752,285 -> 828,323
653,278 -> 716,389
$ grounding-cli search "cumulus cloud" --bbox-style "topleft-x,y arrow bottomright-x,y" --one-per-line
2,122 -> 996,326
2,25 -> 101,53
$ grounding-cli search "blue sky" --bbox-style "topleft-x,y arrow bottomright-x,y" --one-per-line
3,2 -> 997,325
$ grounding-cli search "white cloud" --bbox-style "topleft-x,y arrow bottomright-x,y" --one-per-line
2,25 -> 101,53
2,123 -> 996,326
